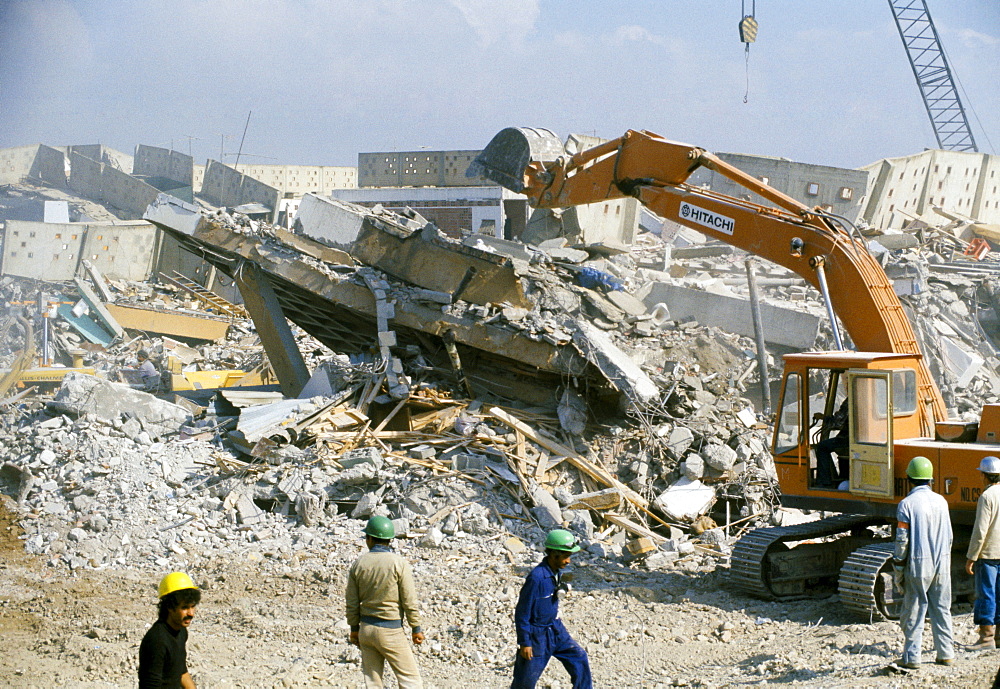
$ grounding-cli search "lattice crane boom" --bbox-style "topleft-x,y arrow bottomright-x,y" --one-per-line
888,0 -> 978,152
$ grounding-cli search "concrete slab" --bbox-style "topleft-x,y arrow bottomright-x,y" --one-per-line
49,372 -> 191,437
294,194 -> 367,250
350,221 -> 531,309
143,193 -> 206,235
636,282 -> 820,349
940,337 -> 984,389
56,304 -> 113,346
654,477 -> 716,522
571,321 -> 658,406
73,277 -> 124,339
606,290 -> 648,317
105,304 -> 230,342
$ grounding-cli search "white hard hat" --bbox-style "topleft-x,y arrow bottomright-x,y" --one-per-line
978,456 -> 1000,475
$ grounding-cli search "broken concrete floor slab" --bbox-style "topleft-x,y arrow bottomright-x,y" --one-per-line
49,372 -> 191,438
637,282 -> 820,349
144,205 -> 642,408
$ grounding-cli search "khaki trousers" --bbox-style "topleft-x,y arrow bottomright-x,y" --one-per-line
359,624 -> 423,689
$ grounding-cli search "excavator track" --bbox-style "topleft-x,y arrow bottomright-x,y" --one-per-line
838,542 -> 898,620
730,514 -> 888,601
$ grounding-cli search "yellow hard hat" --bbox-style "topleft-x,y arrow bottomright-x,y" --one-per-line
158,571 -> 197,599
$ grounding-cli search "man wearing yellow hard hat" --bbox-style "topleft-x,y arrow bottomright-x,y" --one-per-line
139,571 -> 201,688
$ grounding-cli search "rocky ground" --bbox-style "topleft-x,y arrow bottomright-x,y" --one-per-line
3,496 -> 999,689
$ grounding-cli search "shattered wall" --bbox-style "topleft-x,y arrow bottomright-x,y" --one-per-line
29,145 -> 68,187
200,159 -> 280,221
156,234 -> 241,303
68,151 -> 104,201
68,145 -> 133,173
100,165 -> 161,218
239,174 -> 282,218
134,145 -> 195,187
68,151 -> 161,220
0,144 -> 40,185
2,220 -> 158,281
862,148 -> 1000,228
201,160 -> 243,206
328,185 -> 517,238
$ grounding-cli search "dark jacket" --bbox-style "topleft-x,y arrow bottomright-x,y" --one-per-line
138,620 -> 187,688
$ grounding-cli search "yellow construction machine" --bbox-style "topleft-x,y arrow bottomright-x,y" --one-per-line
472,127 -> 1000,619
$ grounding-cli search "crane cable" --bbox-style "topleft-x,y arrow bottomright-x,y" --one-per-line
739,0 -> 758,104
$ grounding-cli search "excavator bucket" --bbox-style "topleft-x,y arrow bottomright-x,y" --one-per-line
467,127 -> 565,193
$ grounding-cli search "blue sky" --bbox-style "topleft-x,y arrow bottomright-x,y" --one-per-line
1,1 -> 997,170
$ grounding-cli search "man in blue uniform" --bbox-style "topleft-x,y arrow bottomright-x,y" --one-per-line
892,456 -> 954,669
511,529 -> 592,689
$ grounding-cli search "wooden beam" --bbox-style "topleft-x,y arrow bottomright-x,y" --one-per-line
488,406 -> 648,509
603,512 -> 666,544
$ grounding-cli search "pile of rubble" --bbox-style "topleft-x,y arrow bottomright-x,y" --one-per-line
3,191 -> 1000,583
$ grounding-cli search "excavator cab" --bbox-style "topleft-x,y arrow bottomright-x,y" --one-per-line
772,351 -> 925,510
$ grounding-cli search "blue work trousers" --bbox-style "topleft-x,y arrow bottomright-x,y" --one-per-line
974,559 -> 1000,626
511,621 -> 591,689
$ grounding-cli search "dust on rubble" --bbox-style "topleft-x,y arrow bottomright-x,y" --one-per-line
0,495 -> 26,562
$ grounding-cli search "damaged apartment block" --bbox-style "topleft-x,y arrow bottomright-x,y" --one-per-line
145,193 -> 659,410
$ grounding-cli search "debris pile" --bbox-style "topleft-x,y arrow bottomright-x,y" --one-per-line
3,189 -> 1000,581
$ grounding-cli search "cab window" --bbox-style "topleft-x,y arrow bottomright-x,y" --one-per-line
892,369 -> 917,415
853,376 -> 889,444
774,372 -> 801,455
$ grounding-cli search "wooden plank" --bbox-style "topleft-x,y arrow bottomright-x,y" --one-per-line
533,449 -> 549,481
372,397 -> 409,434
515,430 -> 528,477
568,487 -> 622,511
603,512 -> 666,544
106,303 -> 230,341
488,406 -> 648,509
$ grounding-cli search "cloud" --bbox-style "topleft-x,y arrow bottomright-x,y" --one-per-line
448,0 -> 539,46
956,28 -> 999,48
605,24 -> 665,46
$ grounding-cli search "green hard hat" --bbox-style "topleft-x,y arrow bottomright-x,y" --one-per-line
906,456 -> 934,480
364,515 -> 395,540
544,529 -> 581,553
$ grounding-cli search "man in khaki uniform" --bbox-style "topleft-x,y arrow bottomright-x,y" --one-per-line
346,515 -> 424,688
966,456 -> 1000,650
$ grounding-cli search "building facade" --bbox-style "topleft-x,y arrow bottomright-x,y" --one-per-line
328,186 -> 526,239
357,150 -> 490,188
192,163 -> 356,199
686,153 -> 869,223
860,149 -> 1000,229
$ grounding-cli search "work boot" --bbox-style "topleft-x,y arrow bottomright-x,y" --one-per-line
968,625 -> 996,651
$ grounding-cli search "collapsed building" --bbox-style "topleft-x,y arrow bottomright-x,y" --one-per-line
2,135 -> 1000,584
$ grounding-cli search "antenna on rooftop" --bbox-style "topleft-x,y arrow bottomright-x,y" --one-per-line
234,111 -> 252,172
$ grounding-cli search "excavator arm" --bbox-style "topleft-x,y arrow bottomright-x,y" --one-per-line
471,127 -> 945,433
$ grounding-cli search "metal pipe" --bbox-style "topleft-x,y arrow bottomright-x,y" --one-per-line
41,313 -> 50,367
744,258 -> 772,414
811,257 -> 845,350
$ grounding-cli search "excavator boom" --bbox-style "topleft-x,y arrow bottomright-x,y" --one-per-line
472,127 -> 946,433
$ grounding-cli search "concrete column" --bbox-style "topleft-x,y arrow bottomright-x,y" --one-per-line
235,262 -> 310,397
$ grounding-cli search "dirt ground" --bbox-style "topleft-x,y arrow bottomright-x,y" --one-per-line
3,496 -> 1000,689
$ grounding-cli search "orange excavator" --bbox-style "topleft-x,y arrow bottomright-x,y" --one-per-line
471,127 -> 1000,619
